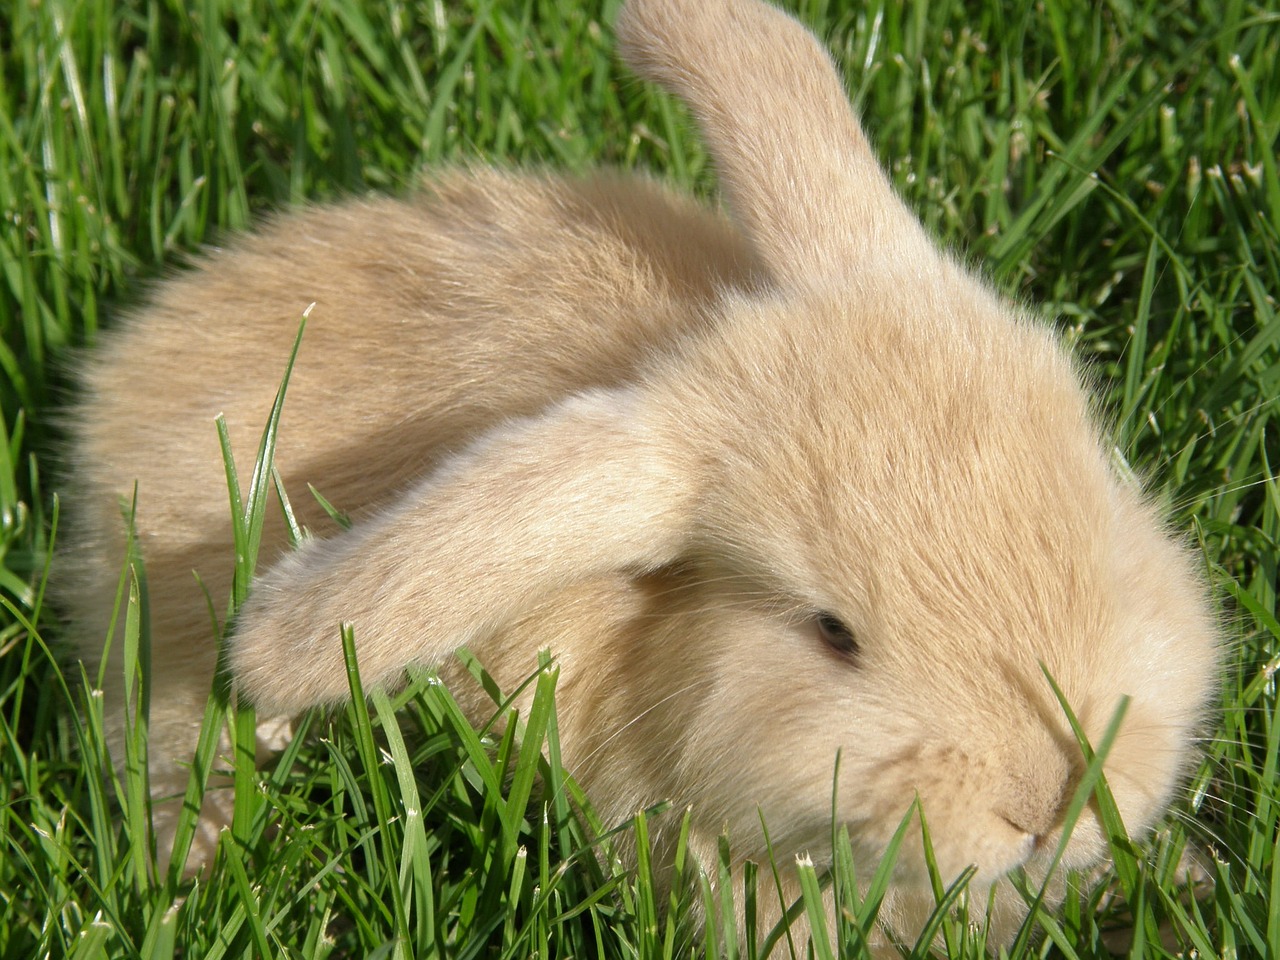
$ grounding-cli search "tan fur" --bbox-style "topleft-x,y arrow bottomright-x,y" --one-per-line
59,0 -> 1219,953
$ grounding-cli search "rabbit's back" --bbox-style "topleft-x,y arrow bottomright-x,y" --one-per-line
59,167 -> 757,724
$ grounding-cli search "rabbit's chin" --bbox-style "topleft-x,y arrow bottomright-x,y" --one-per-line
675,836 -> 1073,956
877,876 -> 1061,953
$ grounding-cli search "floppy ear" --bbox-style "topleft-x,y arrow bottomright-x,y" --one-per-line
615,0 -> 932,287
229,389 -> 692,713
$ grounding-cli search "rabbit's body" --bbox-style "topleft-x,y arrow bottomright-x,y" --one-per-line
60,0 -> 1219,952
60,168 -> 757,860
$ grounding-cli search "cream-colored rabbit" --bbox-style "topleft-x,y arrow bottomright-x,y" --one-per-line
61,0 -> 1219,951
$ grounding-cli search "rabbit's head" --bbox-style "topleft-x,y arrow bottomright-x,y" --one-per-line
626,288 -> 1217,895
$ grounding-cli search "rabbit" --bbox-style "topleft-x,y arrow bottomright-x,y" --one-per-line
59,0 -> 1221,951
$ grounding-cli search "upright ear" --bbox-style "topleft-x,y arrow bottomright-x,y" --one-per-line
615,0 -> 932,287
229,389 -> 693,714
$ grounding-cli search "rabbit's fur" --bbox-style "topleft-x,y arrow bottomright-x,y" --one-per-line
60,0 -> 1220,950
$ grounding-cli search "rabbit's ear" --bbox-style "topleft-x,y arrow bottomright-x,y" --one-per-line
229,389 -> 692,713
616,0 -> 931,288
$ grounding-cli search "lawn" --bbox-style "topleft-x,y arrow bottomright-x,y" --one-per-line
1,0 -> 1278,957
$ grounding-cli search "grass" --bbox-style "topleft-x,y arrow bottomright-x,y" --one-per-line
1,0 -> 1278,956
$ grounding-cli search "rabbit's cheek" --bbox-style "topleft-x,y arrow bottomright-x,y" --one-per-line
1090,698 -> 1203,845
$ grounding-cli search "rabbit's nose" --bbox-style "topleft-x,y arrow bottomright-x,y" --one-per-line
994,746 -> 1073,841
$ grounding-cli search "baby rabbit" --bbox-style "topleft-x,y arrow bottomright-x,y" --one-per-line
60,0 -> 1219,951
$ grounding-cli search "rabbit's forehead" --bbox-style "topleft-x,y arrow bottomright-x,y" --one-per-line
687,319 -> 1115,570
685,287 -> 1096,463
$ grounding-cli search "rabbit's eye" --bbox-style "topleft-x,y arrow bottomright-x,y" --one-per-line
816,612 -> 858,657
